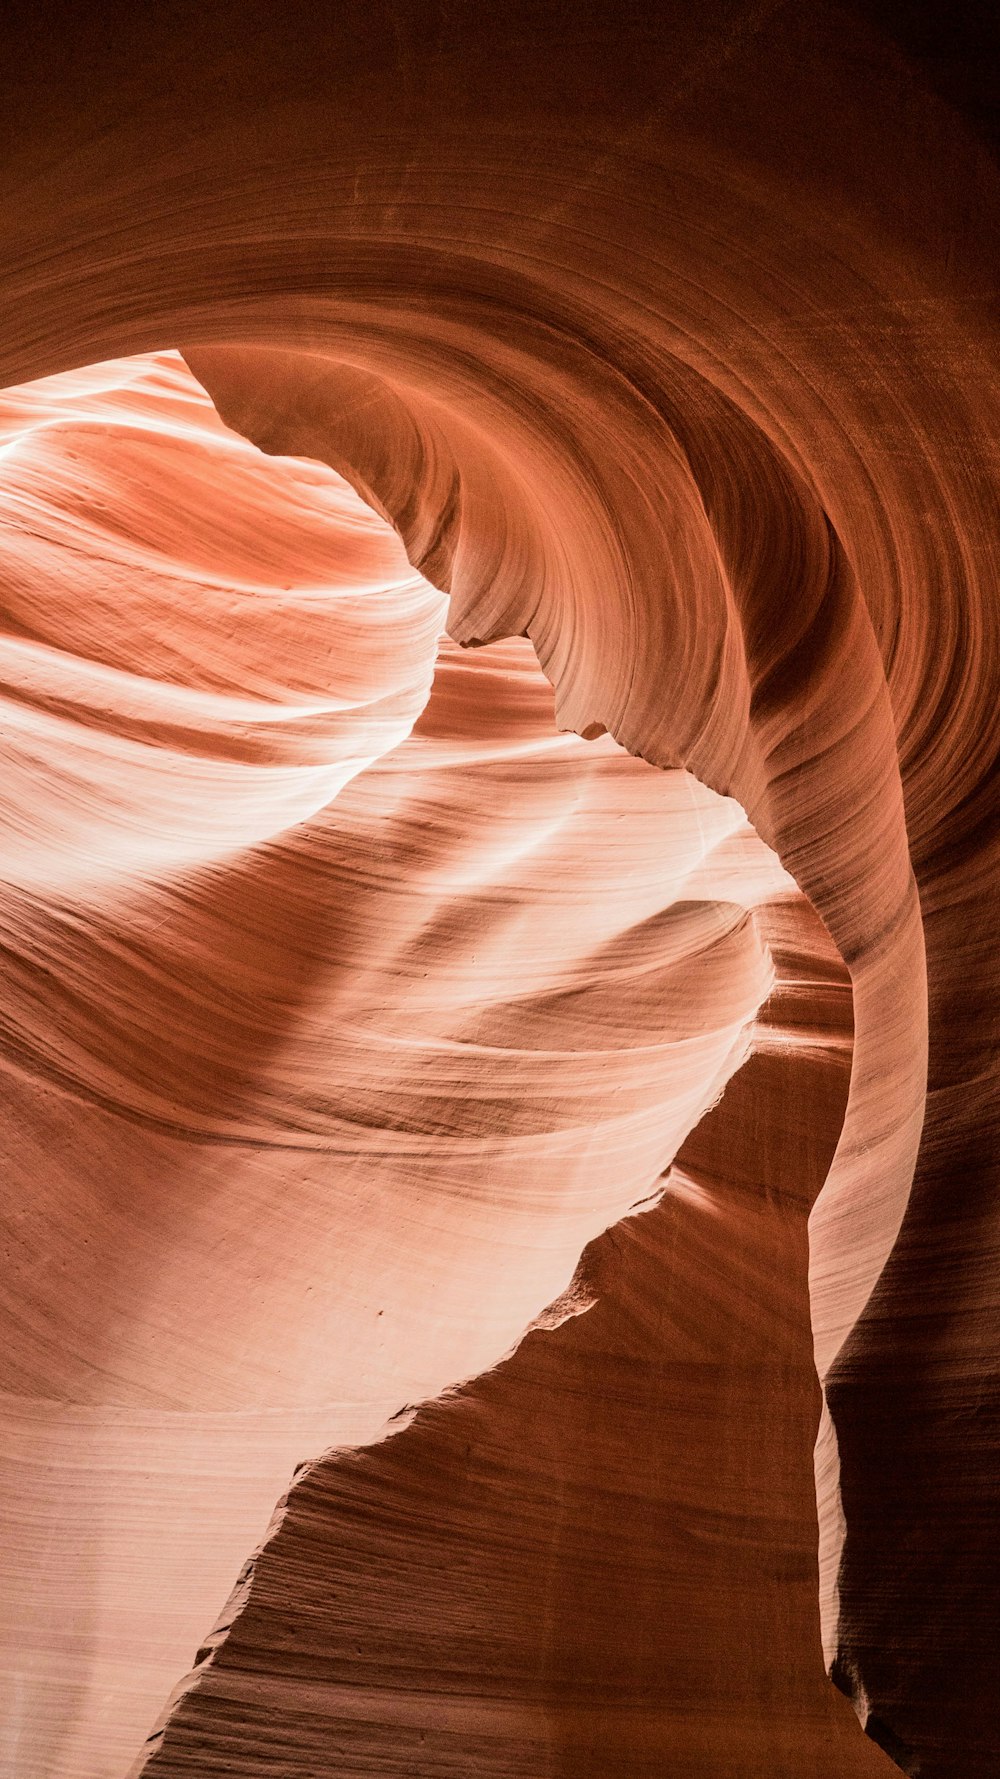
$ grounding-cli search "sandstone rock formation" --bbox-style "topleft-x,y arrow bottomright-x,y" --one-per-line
1,4 -> 997,1777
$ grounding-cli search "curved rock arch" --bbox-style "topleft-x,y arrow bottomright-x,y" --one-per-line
1,4 -> 998,1775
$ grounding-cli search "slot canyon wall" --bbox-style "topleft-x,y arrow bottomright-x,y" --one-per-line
0,4 -> 997,1777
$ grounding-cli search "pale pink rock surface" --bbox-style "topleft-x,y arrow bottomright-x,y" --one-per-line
2,354 -> 835,1775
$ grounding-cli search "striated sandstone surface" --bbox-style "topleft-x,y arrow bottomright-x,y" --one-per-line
1,4 -> 998,1776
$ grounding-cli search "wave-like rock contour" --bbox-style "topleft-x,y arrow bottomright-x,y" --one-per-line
1,4 -> 998,1777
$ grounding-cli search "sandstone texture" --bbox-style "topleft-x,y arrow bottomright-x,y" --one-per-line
0,5 -> 997,1777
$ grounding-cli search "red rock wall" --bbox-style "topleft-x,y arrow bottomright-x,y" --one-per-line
1,4 -> 997,1775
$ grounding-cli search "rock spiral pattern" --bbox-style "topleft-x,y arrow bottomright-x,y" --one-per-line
1,4 -> 998,1777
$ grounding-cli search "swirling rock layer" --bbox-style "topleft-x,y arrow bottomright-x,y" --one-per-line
1,351 -> 842,1775
1,3 -> 998,1776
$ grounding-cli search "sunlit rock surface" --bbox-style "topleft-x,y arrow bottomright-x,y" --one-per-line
1,4 -> 998,1776
0,352 -> 841,1775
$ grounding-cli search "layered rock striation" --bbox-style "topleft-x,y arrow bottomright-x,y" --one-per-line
1,4 -> 998,1776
